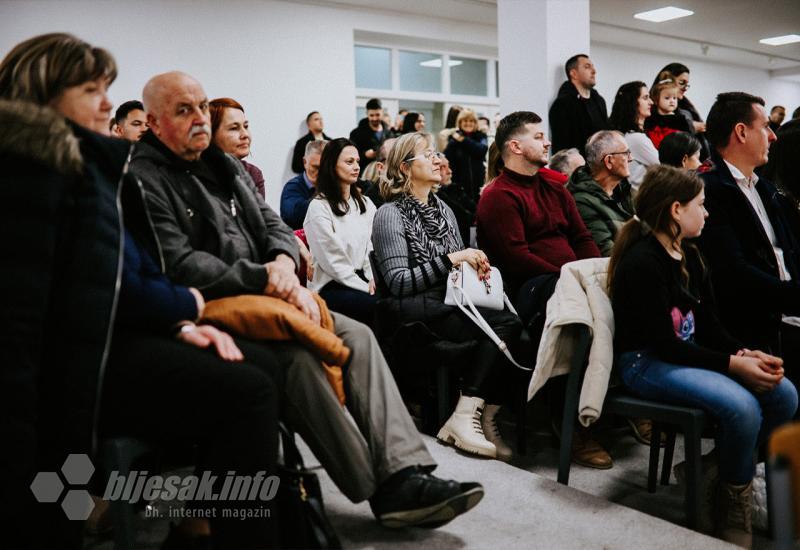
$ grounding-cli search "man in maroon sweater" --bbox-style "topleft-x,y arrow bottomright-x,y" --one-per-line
477,111 -> 609,469
477,111 -> 599,295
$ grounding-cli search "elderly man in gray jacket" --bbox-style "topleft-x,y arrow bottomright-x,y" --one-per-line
129,71 -> 482,529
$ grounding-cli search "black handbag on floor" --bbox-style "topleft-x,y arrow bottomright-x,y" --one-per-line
277,424 -> 342,549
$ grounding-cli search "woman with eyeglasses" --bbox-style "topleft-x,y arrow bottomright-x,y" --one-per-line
653,63 -> 710,159
303,137 -> 377,325
371,132 -> 523,461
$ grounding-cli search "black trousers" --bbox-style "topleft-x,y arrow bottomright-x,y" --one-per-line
100,331 -> 283,549
319,280 -> 377,327
425,306 -> 523,404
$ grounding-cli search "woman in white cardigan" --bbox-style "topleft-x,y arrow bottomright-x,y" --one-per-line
609,81 -> 659,190
303,137 -> 377,325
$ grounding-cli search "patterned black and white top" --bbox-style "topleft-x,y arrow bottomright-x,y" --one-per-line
371,193 -> 464,298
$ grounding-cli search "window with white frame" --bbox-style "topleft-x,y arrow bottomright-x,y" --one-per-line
354,43 -> 499,135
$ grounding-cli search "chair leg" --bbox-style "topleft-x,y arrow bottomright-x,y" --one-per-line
102,438 -> 151,550
683,422 -> 702,530
647,423 -> 661,493
436,363 -> 450,428
661,431 -> 677,486
516,394 -> 527,456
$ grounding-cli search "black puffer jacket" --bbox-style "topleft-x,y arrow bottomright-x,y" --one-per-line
0,100 -> 128,547
349,117 -> 394,170
444,131 -> 488,204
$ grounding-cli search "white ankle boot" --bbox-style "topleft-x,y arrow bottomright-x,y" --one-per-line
482,404 -> 513,461
437,395 -> 496,458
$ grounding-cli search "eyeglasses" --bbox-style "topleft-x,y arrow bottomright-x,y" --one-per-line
607,150 -> 633,160
677,80 -> 690,89
405,150 -> 444,163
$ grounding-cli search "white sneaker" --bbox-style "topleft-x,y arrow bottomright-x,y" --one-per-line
437,395 -> 496,458
481,404 -> 513,461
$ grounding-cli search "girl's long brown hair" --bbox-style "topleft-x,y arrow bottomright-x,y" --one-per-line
607,165 -> 704,295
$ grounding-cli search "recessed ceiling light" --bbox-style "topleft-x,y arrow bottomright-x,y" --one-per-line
759,34 -> 800,46
419,59 -> 463,68
634,6 -> 694,23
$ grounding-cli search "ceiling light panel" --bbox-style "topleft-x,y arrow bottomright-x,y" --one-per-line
759,34 -> 800,46
634,6 -> 694,23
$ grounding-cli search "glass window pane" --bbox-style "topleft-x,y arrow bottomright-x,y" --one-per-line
450,57 -> 487,96
399,51 -> 442,93
355,46 -> 391,90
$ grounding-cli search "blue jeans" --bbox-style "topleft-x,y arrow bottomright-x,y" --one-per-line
618,351 -> 798,485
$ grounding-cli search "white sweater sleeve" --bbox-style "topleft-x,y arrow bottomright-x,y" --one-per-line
303,199 -> 370,293
627,132 -> 659,166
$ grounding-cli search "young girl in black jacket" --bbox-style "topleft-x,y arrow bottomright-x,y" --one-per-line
609,165 -> 797,546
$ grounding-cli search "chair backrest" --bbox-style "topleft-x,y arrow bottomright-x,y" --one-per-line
768,421 -> 800,541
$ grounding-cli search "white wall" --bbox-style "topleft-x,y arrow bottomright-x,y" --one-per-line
1,0 -> 798,209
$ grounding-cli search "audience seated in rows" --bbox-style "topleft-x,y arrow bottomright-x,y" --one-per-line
567,130 -> 634,256
362,136 -> 396,209
280,139 -> 326,229
131,71 -> 483,531
291,110 -> 331,174
548,54 -> 609,156
303,138 -> 377,326
209,97 -> 266,199
609,80 -> 658,189
609,164 -> 798,545
372,132 -> 523,461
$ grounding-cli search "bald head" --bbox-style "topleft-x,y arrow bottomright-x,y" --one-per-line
143,71 -> 211,160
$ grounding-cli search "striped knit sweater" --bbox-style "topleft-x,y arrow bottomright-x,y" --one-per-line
371,200 -> 461,297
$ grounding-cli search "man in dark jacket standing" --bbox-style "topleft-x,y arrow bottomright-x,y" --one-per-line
548,54 -> 609,156
132,71 -> 484,528
350,97 -> 394,170
698,91 -> 800,396
290,110 -> 331,173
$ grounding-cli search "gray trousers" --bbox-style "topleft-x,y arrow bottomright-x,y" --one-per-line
272,312 -> 435,502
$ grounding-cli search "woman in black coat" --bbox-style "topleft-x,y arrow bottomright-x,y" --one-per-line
0,33 -> 281,549
444,109 -> 488,205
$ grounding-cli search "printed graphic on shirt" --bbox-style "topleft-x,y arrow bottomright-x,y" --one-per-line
671,307 -> 695,341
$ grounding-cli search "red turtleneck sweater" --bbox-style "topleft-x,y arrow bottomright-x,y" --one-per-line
476,167 -> 600,289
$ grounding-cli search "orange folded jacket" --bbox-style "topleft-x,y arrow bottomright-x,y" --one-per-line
201,293 -> 348,405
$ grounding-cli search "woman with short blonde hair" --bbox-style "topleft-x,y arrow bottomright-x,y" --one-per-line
445,109 -> 488,204
372,132 -> 523,461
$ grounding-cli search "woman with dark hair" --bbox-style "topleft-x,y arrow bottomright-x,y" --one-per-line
303,137 -> 377,325
209,97 -> 265,198
0,33 -> 281,548
401,111 -> 426,134
653,63 -> 710,159
610,165 -> 797,545
609,80 -> 659,189
658,131 -> 702,169
437,104 -> 463,150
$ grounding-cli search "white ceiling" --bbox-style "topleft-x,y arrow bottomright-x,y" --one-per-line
321,0 -> 800,75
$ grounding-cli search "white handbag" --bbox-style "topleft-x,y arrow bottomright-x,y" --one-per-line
444,262 -> 532,371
